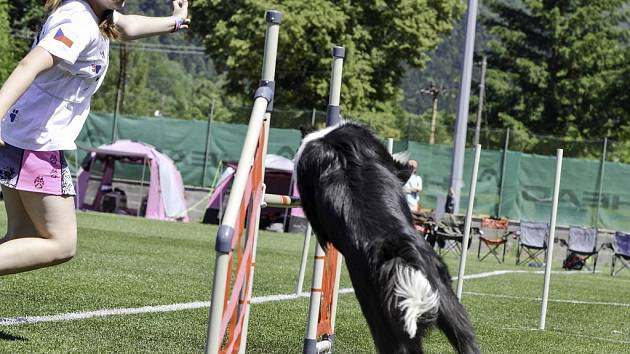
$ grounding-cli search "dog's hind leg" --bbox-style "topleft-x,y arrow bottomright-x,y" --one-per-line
434,289 -> 480,354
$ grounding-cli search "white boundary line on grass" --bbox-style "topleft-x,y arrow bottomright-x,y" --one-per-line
0,270 -> 624,326
501,326 -> 630,345
464,291 -> 630,307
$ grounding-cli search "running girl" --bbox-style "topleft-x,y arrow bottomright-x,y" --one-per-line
0,0 -> 190,275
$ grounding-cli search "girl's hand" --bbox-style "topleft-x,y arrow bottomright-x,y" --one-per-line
172,0 -> 191,29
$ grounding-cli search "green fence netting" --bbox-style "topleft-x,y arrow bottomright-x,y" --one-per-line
70,112 -> 630,231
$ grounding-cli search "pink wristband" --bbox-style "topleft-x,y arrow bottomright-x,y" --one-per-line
172,16 -> 185,32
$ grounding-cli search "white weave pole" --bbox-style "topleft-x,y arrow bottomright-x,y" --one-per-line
204,10 -> 281,354
539,149 -> 563,330
296,224 -> 313,295
304,243 -> 326,353
304,45 -> 346,354
455,144 -> 482,300
240,11 -> 282,346
324,46 -> 346,340
387,138 -> 394,154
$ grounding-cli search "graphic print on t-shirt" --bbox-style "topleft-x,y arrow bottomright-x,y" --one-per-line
9,109 -> 19,122
54,28 -> 74,48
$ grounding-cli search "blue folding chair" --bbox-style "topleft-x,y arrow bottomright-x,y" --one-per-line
516,221 -> 548,266
561,226 -> 599,273
611,231 -> 630,276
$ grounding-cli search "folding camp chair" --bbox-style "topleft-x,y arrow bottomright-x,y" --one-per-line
611,231 -> 630,276
560,226 -> 599,273
477,217 -> 513,263
516,221 -> 548,266
432,213 -> 477,256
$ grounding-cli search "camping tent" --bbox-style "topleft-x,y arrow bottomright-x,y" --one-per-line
75,140 -> 189,222
203,154 -> 305,231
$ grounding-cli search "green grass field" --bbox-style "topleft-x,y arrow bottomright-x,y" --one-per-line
0,204 -> 629,353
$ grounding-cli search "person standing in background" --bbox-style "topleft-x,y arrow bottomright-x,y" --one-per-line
403,159 -> 423,212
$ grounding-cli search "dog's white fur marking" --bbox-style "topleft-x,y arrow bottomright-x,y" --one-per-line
293,122 -> 346,180
392,150 -> 410,165
394,264 -> 440,338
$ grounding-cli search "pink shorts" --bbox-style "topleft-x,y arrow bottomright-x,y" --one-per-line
0,143 -> 75,196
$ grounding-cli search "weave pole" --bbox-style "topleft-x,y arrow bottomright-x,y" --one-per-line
296,224 -> 313,295
455,144 -> 482,300
204,10 -> 281,354
539,149 -> 563,330
303,46 -> 346,354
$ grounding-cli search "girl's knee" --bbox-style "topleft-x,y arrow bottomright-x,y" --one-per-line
52,232 -> 77,262
54,240 -> 76,263
62,238 -> 77,257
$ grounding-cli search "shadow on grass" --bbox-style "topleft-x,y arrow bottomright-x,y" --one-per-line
0,331 -> 27,341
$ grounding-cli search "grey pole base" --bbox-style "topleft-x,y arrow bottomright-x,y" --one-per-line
303,339 -> 317,354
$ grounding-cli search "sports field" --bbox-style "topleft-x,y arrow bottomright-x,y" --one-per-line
0,205 -> 629,353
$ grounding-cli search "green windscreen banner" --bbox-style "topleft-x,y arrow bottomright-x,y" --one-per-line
72,112 -> 302,188
72,113 -> 630,231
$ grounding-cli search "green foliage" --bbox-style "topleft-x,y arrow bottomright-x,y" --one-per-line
481,0 -> 630,158
0,0 -> 14,81
6,0 -> 227,120
401,16 -> 490,117
90,47 -> 227,120
88,1 -> 227,120
191,0 -> 464,117
7,0 -> 45,54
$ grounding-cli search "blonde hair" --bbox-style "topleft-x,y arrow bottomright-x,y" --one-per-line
98,11 -> 121,40
45,0 -> 120,40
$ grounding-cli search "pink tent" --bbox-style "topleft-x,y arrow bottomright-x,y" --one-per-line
75,140 -> 189,222
203,154 -> 304,230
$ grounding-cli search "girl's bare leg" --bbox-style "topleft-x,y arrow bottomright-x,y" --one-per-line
1,186 -> 38,244
0,187 -> 77,276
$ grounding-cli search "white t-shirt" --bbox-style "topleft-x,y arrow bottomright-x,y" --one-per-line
404,174 -> 423,210
1,0 -> 111,151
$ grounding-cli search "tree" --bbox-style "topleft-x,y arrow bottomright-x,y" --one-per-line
8,0 -> 44,55
481,0 -> 630,153
88,1 -> 226,120
0,0 -> 15,81
191,0 -> 464,131
4,1 -> 226,121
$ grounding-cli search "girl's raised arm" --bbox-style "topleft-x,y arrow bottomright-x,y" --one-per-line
115,0 -> 190,40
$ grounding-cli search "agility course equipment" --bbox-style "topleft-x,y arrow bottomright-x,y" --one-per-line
295,224 -> 313,295
452,146 -> 566,331
302,46 -> 346,354
539,149 -> 563,330
455,143 -> 481,300
204,10 -> 280,354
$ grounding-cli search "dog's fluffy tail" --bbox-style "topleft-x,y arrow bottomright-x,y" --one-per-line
393,263 -> 440,338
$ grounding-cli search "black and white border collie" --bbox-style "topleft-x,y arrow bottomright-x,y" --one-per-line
295,121 -> 479,354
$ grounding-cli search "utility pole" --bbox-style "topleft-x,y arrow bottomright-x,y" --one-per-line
419,83 -> 448,145
112,43 -> 129,143
473,56 -> 487,146
450,0 -> 479,213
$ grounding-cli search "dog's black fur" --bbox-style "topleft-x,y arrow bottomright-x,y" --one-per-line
295,122 -> 479,354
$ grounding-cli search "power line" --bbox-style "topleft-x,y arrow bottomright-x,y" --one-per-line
110,43 -> 207,55
11,29 -> 208,55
